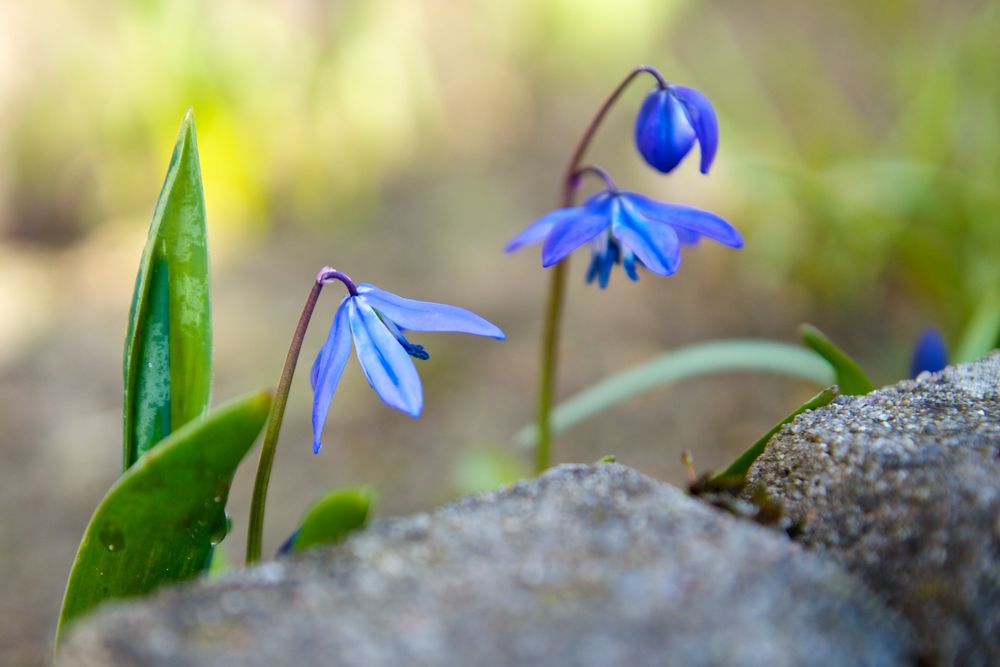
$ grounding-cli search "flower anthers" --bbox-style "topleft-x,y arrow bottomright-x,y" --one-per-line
506,183 -> 742,288
311,269 -> 504,453
634,83 -> 718,175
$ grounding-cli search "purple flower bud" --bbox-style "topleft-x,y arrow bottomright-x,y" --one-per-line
635,84 -> 719,175
910,327 -> 948,378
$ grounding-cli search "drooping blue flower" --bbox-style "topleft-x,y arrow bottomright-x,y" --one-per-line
910,327 -> 948,378
506,189 -> 742,288
310,279 -> 505,454
635,84 -> 718,174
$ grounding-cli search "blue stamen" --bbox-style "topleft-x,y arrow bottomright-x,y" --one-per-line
401,339 -> 430,361
623,248 -> 639,282
377,310 -> 430,360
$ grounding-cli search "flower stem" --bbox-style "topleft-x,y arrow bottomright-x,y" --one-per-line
535,260 -> 567,474
246,277 -> 326,565
533,65 -> 664,474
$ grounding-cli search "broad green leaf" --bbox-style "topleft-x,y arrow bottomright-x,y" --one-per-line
513,340 -> 835,448
290,487 -> 375,553
955,289 -> 1000,362
123,110 -> 212,470
58,391 -> 271,642
712,386 -> 840,481
799,324 -> 874,395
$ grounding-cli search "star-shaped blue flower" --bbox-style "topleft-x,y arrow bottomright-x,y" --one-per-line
311,278 -> 505,453
634,84 -> 718,174
506,189 -> 742,288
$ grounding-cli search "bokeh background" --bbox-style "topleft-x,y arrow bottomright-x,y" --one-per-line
2,0 -> 998,664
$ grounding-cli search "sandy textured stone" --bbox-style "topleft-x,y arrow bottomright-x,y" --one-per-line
744,352 -> 1000,667
59,464 -> 910,667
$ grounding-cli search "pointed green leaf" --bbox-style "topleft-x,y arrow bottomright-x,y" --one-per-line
58,391 -> 271,642
123,111 -> 212,470
290,486 -> 375,553
712,386 -> 840,481
799,324 -> 874,395
955,289 -> 1000,362
513,340 -> 835,448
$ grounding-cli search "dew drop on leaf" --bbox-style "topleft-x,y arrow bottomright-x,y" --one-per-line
98,526 -> 126,552
209,512 -> 232,546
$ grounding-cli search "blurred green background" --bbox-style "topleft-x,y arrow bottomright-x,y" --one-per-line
1,1 -> 998,664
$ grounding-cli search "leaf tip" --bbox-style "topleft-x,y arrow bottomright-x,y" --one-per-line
798,322 -> 820,342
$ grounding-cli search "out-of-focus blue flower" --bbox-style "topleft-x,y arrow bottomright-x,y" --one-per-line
311,281 -> 505,453
635,84 -> 718,174
910,327 -> 948,378
506,189 -> 742,288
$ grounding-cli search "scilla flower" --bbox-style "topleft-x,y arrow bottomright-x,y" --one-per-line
311,270 -> 504,453
910,327 -> 948,378
634,83 -> 718,174
506,177 -> 741,288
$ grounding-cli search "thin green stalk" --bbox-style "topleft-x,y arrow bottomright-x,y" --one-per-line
246,280 -> 325,565
535,261 -> 567,473
533,65 -> 665,473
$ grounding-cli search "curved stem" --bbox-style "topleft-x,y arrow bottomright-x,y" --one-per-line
534,65 -> 664,474
573,165 -> 619,193
246,278 -> 326,565
560,65 -> 665,202
318,267 -> 358,296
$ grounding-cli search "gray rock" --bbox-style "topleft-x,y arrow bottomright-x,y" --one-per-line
59,464 -> 911,667
743,352 -> 1000,667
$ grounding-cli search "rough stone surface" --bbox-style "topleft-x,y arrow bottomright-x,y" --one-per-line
743,352 -> 1000,667
59,464 -> 910,667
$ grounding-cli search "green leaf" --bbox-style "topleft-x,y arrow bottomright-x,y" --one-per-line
451,446 -> 529,495
513,340 -> 835,448
290,487 -> 375,553
712,385 -> 840,481
799,324 -> 875,395
955,289 -> 1000,362
206,543 -> 232,580
123,110 -> 212,470
57,391 -> 271,642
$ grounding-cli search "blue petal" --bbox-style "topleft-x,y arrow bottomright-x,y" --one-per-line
671,85 -> 719,174
910,327 -> 949,378
356,284 -> 505,339
505,207 -> 580,253
348,299 -> 423,417
276,528 -> 300,556
673,227 -> 702,245
310,298 -> 353,454
634,88 -> 696,174
541,196 -> 613,267
625,192 -> 743,248
611,197 -> 680,276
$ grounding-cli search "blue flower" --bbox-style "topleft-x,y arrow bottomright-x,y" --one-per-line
635,84 -> 718,174
310,280 -> 505,453
910,327 -> 948,378
506,189 -> 742,288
